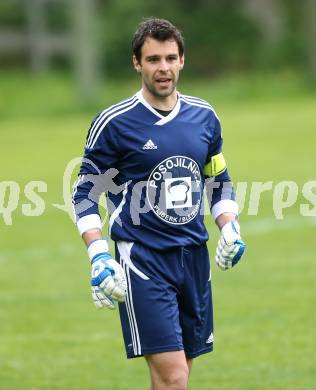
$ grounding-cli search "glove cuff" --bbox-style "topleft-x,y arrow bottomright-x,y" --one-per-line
88,239 -> 109,261
221,220 -> 241,244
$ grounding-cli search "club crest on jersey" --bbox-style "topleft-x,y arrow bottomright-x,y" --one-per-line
147,156 -> 202,225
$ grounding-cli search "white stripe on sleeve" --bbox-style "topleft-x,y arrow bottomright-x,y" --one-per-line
76,214 -> 102,236
211,199 -> 239,220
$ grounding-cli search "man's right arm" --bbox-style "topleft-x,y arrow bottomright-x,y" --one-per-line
74,184 -> 127,310
72,117 -> 127,309
82,228 -> 102,247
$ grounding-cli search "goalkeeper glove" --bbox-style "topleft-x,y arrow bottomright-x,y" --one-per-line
88,239 -> 127,309
215,220 -> 246,271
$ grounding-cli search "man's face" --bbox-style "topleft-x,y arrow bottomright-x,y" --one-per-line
133,38 -> 184,98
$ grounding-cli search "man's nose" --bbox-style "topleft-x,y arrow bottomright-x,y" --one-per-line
158,59 -> 169,71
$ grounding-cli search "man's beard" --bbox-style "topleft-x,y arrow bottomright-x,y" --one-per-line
145,79 -> 176,98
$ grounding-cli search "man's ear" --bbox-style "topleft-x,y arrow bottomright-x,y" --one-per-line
133,55 -> 142,73
179,55 -> 185,70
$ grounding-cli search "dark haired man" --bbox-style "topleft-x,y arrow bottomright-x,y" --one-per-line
73,18 -> 245,390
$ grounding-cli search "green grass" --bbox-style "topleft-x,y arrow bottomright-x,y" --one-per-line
0,71 -> 315,389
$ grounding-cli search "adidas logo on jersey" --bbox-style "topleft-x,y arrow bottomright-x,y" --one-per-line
142,139 -> 157,150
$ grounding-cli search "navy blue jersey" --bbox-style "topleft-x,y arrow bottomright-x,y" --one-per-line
73,90 -> 236,250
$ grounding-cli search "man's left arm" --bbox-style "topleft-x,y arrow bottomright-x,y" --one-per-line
204,115 -> 246,271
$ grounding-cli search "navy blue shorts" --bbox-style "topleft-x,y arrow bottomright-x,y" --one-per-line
115,241 -> 214,359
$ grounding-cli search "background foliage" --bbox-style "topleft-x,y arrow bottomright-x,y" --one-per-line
0,1 -> 315,389
0,0 -> 313,78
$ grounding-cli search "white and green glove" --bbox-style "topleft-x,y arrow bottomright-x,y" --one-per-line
88,239 -> 127,309
215,220 -> 246,271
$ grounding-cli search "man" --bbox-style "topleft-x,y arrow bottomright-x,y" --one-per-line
73,18 -> 245,390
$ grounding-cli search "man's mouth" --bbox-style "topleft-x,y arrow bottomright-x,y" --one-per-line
155,78 -> 172,86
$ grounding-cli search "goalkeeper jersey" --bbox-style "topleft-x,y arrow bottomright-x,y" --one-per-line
73,90 -> 236,250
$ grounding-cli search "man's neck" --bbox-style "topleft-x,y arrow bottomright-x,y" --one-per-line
141,88 -> 177,111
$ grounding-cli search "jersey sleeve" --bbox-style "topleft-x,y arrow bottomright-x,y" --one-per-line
204,114 -> 239,220
72,115 -> 121,235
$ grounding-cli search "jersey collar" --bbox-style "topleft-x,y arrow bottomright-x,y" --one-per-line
136,89 -> 181,126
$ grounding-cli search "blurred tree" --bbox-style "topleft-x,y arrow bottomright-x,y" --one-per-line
72,0 -> 101,102
0,0 -> 101,101
0,0 -> 315,83
0,0 -> 27,66
302,0 -> 316,82
25,0 -> 49,72
175,0 -> 259,75
242,0 -> 285,47
241,0 -> 290,69
101,0 -> 259,76
101,0 -> 148,78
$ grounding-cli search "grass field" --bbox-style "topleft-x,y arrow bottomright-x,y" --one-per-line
0,71 -> 315,389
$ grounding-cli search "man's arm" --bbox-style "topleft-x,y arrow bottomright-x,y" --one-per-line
75,205 -> 127,310
205,173 -> 246,271
82,228 -> 102,247
215,212 -> 236,230
73,116 -> 127,309
204,114 -> 246,270
74,210 -> 127,310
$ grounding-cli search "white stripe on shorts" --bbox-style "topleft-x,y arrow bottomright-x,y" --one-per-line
118,243 -> 142,356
